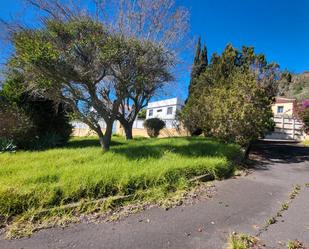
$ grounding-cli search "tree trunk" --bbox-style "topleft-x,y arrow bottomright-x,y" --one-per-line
244,142 -> 252,160
97,121 -> 113,151
123,122 -> 134,140
118,118 -> 134,140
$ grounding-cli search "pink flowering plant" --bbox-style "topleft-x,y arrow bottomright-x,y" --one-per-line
297,98 -> 309,134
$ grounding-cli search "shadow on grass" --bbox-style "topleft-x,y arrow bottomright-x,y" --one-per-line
67,137 -> 125,148
111,138 -> 240,160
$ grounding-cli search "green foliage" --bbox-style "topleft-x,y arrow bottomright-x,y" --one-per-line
0,98 -> 36,149
0,136 -> 241,221
10,18 -> 174,149
137,109 -> 147,119
227,233 -> 261,249
0,138 -> 17,153
188,37 -> 208,97
197,71 -> 274,147
144,118 -> 166,137
1,71 -> 72,149
181,44 -> 276,150
177,101 -> 203,136
184,37 -> 208,135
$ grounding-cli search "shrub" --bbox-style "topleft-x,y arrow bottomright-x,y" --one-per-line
144,118 -> 165,137
0,99 -> 36,149
2,71 -> 72,149
21,97 -> 73,147
297,99 -> 309,134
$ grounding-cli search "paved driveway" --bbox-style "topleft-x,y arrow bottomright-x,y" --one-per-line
1,142 -> 308,249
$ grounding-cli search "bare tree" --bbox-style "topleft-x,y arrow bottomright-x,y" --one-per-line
112,39 -> 174,139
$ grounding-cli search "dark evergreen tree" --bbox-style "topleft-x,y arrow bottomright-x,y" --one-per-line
187,37 -> 208,98
183,37 -> 208,136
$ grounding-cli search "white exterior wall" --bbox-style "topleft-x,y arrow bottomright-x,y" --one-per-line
146,98 -> 184,120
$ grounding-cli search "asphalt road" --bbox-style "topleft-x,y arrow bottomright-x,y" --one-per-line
1,142 -> 308,249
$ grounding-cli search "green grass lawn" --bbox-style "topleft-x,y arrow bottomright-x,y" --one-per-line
0,136 -> 241,231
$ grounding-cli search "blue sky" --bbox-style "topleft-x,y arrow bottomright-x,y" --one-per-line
0,0 -> 308,99
182,0 -> 309,73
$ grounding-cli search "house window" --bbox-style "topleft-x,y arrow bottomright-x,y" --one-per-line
167,107 -> 173,115
157,109 -> 162,113
277,106 -> 284,113
149,109 -> 153,116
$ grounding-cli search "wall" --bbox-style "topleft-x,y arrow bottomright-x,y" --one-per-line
71,119 -> 189,137
72,119 -> 188,138
117,126 -> 188,138
115,119 -> 188,138
272,102 -> 294,116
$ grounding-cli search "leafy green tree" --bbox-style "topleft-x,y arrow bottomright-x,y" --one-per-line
16,0 -> 189,142
196,70 -> 274,157
9,18 -> 174,150
180,44 -> 277,157
10,19 -> 123,151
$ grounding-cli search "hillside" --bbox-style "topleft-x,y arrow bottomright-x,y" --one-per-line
280,71 -> 309,100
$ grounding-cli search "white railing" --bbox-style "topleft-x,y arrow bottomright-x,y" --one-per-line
265,115 -> 304,140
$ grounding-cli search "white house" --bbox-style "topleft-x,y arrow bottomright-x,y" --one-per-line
146,98 -> 184,120
145,98 -> 184,129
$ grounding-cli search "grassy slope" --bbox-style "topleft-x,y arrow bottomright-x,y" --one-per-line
0,136 -> 241,219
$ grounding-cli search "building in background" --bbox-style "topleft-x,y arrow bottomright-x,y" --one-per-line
146,98 -> 184,120
72,97 -> 187,137
266,97 -> 305,141
272,97 -> 296,117
146,97 -> 184,129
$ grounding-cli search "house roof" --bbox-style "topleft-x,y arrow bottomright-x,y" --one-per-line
147,98 -> 184,109
275,97 -> 296,104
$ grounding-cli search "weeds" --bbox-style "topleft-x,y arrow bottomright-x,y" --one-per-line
289,185 -> 301,199
287,240 -> 309,249
280,202 -> 289,211
267,217 -> 277,225
227,233 -> 264,249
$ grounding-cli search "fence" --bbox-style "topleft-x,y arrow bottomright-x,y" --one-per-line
265,115 -> 305,141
